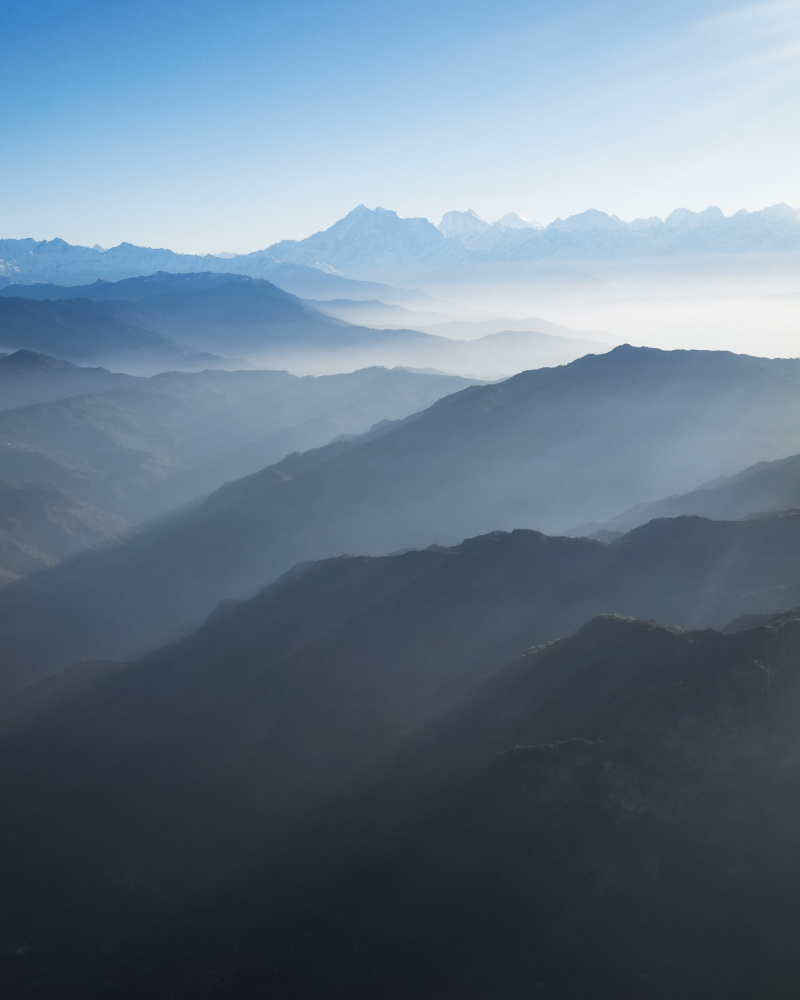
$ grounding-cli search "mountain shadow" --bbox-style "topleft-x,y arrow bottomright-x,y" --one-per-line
1,565 -> 799,998
228,610 -> 800,1000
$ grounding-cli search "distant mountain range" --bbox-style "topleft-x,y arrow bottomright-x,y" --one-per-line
0,272 -> 611,377
0,272 -> 430,371
0,237 -> 431,302
2,202 -> 798,290
263,203 -> 800,280
2,344 -> 800,689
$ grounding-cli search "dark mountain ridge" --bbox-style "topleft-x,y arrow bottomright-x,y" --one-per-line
1,527 -> 800,996
1,345 -> 800,687
242,610 -> 800,1000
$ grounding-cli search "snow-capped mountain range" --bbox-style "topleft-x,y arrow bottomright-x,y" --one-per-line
1,203 -> 798,289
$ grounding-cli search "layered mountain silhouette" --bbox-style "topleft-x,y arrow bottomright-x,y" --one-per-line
0,284 -> 799,999
0,274 -> 440,372
0,295 -> 227,371
2,345 -> 800,687
1,522 -> 799,996
0,272 -> 609,377
307,298 -> 610,342
0,363 -> 474,576
4,198 -> 800,1000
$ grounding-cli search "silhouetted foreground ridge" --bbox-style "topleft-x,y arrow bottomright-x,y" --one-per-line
1,597 -> 799,998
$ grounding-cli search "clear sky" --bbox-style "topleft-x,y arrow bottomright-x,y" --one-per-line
2,0 -> 799,253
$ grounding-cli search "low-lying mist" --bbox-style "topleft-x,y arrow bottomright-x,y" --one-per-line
414,253 -> 800,361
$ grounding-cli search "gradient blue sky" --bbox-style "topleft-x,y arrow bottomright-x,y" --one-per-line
2,0 -> 799,252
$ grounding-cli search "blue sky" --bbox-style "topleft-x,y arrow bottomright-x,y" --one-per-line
2,0 -> 799,252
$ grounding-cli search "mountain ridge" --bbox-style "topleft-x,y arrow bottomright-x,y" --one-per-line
1,534 -> 800,996
601,449 -> 800,530
0,363 -> 476,551
0,271 -> 612,377
3,201 -> 799,289
2,343 -> 800,688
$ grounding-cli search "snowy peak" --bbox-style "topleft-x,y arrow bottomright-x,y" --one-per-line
549,209 -> 623,232
438,209 -> 492,237
262,205 -> 447,272
2,201 -> 799,288
665,206 -> 726,228
331,204 -> 441,238
438,210 -> 542,236
733,203 -> 800,222
495,212 -> 542,230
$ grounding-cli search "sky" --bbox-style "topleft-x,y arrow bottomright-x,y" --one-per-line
2,0 -> 799,253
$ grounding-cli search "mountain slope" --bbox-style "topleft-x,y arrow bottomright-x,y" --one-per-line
264,205 -> 456,273
0,480 -> 127,583
1,345 -> 800,684
0,350 -> 139,410
105,273 -> 432,357
1,272 -> 611,376
422,313 -> 611,340
0,272 -> 445,372
0,365 -> 475,523
0,295 -> 225,371
607,450 -> 800,529
1,530 -> 800,996
245,611 -> 800,1000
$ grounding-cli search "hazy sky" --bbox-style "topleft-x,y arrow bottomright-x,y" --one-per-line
2,0 -> 799,252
